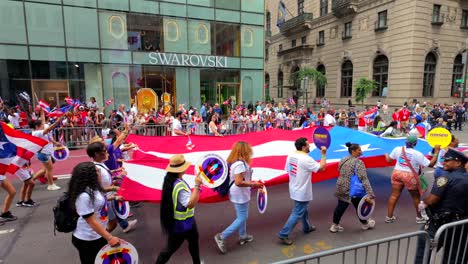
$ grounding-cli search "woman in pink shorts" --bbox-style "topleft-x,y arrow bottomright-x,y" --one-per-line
384,135 -> 439,224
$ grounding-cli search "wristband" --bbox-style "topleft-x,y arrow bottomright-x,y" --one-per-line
321,155 -> 326,159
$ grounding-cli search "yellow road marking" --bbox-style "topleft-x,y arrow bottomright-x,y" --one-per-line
281,245 -> 296,258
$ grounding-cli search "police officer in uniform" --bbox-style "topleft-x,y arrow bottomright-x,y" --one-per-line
415,149 -> 468,264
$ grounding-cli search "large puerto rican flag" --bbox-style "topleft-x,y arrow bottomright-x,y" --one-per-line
0,122 -> 48,176
119,126 -> 432,203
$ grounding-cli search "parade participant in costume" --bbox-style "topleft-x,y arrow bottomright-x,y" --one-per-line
156,154 -> 202,264
384,136 -> 439,224
69,162 -> 120,264
432,135 -> 459,178
15,161 -> 38,207
87,141 -> 137,234
277,138 -> 327,245
415,149 -> 468,264
214,142 -> 264,254
31,113 -> 63,191
330,143 -> 375,233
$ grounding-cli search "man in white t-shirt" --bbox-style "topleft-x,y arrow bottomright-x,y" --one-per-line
323,110 -> 336,127
172,111 -> 188,136
278,137 -> 327,245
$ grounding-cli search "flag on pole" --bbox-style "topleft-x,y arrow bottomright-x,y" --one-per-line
287,96 -> 295,105
105,99 -> 114,107
64,97 -> 74,106
38,100 -> 50,113
276,0 -> 287,28
0,122 -> 48,176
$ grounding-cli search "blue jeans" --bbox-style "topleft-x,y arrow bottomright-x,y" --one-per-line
221,202 -> 249,239
278,200 -> 311,238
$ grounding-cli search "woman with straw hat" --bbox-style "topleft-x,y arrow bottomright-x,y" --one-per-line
156,154 -> 203,264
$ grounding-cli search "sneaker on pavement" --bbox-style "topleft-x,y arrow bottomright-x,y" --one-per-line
362,219 -> 376,230
385,216 -> 397,223
0,211 -> 18,222
278,236 -> 293,245
23,200 -> 40,207
304,225 -> 317,234
214,233 -> 227,254
15,201 -> 24,207
47,184 -> 61,191
123,219 -> 137,233
329,224 -> 345,233
416,217 -> 427,224
239,235 -> 254,245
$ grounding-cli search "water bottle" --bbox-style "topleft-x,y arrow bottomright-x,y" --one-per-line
419,201 -> 428,220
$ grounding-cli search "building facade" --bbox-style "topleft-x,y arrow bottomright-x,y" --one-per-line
0,0 -> 264,112
265,0 -> 468,106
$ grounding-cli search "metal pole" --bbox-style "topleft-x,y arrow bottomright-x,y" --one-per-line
463,40 -> 468,104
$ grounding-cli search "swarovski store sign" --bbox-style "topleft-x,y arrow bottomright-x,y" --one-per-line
148,52 -> 228,68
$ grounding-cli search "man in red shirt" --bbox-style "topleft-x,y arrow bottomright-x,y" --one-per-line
18,108 -> 28,128
392,108 -> 399,122
398,106 -> 410,129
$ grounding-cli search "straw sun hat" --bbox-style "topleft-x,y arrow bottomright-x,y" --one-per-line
166,154 -> 191,173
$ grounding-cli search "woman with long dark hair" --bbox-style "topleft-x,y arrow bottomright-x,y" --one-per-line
379,121 -> 398,137
156,154 -> 202,264
69,162 -> 120,264
330,142 -> 375,233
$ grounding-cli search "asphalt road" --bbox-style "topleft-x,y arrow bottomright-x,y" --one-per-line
1,129 -> 466,264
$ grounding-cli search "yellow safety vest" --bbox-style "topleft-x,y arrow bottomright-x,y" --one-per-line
172,180 -> 194,221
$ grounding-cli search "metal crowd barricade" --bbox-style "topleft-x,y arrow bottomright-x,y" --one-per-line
429,218 -> 468,264
273,231 -> 431,264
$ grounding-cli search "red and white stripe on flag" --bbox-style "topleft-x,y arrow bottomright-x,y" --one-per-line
0,122 -> 48,176
105,99 -> 114,107
38,100 -> 50,112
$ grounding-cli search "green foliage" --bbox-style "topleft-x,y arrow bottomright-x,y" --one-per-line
355,78 -> 378,105
289,67 -> 327,90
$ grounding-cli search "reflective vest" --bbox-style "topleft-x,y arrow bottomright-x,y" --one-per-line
172,179 -> 194,232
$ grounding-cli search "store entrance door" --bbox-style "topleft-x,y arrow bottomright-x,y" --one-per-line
32,80 -> 69,108
216,82 -> 240,115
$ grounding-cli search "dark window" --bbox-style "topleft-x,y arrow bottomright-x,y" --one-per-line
372,55 -> 389,97
127,14 -> 163,52
0,60 -> 31,105
278,71 -> 284,98
213,23 -> 241,57
265,47 -> 269,61
318,30 -> 325,45
298,0 -> 304,15
301,36 -> 307,45
377,10 -> 387,28
451,54 -> 463,96
291,66 -> 300,90
292,39 -> 296,48
320,0 -> 328,16
423,52 -> 437,97
31,61 -> 67,79
316,64 -> 326,97
432,4 -> 443,24
266,12 -> 271,33
265,73 -> 270,100
462,10 -> 468,28
343,22 -> 352,39
279,44 -> 283,51
341,60 -> 353,97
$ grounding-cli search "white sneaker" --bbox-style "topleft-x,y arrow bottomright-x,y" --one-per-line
362,219 -> 376,230
329,224 -> 344,233
47,184 -> 61,191
416,217 -> 427,224
123,219 -> 137,233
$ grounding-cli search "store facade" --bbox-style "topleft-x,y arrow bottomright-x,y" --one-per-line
0,0 -> 264,112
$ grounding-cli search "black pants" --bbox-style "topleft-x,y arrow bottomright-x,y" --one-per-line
156,223 -> 201,264
454,118 -> 463,131
72,235 -> 107,264
332,198 -> 367,224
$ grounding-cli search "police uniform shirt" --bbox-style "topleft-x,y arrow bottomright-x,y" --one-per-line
430,169 -> 468,215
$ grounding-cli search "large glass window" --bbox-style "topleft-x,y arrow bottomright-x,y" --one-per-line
320,0 -> 328,16
189,20 -> 211,55
213,23 -> 240,57
265,73 -> 270,100
215,0 -> 240,10
343,22 -> 352,39
462,10 -> 468,28
341,60 -> 353,97
432,4 -> 442,23
278,71 -> 283,98
25,2 -> 65,46
0,60 -> 31,104
200,69 -> 240,105
31,61 -> 67,79
64,6 -> 99,48
372,55 -> 389,97
423,52 -> 437,97
99,11 -> 128,50
377,10 -> 388,29
451,54 -> 463,97
127,14 -> 163,52
0,1 -> 27,44
316,64 -> 326,97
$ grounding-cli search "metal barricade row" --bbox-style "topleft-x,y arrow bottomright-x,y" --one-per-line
272,231 -> 431,264
429,219 -> 468,264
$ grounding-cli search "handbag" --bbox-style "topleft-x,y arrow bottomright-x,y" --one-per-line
349,160 -> 366,198
401,147 -> 427,194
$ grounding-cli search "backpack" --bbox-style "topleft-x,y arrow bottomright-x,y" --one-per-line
53,192 -> 79,235
213,161 -> 246,197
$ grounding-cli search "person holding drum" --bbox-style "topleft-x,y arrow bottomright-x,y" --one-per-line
68,162 -> 121,264
214,141 -> 264,254
156,154 -> 202,264
30,112 -> 63,191
329,142 -> 375,233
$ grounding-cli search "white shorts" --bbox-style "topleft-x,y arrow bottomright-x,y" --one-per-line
16,168 -> 32,182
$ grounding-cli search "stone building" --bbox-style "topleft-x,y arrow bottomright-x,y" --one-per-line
264,0 -> 468,106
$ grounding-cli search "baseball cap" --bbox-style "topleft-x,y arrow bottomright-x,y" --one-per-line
406,135 -> 418,144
